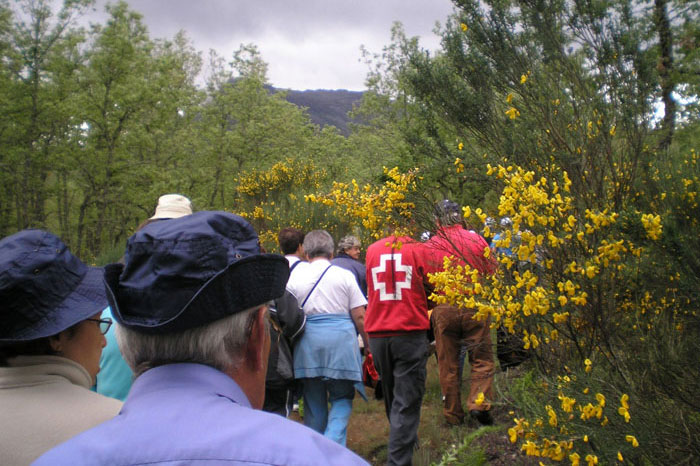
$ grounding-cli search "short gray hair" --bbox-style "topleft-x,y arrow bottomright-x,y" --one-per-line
337,235 -> 360,255
116,305 -> 266,377
303,230 -> 334,259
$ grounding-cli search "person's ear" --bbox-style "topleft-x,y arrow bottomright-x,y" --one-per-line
49,333 -> 65,353
244,305 -> 268,371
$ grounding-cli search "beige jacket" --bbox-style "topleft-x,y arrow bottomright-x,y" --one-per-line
0,355 -> 122,465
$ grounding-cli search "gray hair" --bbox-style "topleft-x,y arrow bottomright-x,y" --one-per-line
116,305 -> 266,377
303,230 -> 334,259
336,235 -> 360,255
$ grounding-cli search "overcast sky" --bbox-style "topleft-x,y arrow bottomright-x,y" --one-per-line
80,0 -> 456,91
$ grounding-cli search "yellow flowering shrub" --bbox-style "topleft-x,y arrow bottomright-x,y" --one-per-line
235,157 -> 325,200
426,160 -> 689,463
232,157 -> 337,251
305,166 -> 418,239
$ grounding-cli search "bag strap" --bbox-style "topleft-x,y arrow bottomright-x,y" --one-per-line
289,260 -> 302,274
301,265 -> 333,309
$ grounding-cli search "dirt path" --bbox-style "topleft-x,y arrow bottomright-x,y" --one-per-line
291,358 -> 537,465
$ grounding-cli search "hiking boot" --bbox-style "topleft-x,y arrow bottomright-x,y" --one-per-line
469,409 -> 493,426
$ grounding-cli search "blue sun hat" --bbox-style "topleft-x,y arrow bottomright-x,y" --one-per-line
0,230 -> 107,342
104,211 -> 289,334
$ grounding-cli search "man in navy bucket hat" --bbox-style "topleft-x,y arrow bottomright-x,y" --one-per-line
36,211 -> 369,465
0,230 -> 122,464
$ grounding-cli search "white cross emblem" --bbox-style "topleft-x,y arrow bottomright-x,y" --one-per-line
371,253 -> 413,301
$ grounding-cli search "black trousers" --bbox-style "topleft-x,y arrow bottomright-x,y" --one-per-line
263,385 -> 294,417
369,332 -> 429,466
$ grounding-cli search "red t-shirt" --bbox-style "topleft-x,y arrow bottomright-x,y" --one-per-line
365,235 -> 431,335
423,224 -> 497,276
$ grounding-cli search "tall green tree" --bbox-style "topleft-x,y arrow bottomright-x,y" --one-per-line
193,46 -> 314,209
71,1 -> 199,255
116,31 -> 203,223
1,0 -> 92,236
353,23 -> 493,213
392,0 -> 698,209
0,0 -> 16,235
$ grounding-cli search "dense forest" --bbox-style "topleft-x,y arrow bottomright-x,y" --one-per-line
0,0 -> 381,259
2,0 -> 699,463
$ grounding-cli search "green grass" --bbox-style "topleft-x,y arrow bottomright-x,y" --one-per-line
346,356 -> 535,465
434,426 -> 501,466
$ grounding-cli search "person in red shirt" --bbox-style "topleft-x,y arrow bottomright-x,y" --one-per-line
424,200 -> 498,426
365,232 -> 431,466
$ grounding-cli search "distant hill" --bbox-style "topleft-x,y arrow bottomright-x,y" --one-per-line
273,87 -> 365,135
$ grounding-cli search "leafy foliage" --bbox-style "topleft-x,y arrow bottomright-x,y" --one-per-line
352,0 -> 699,463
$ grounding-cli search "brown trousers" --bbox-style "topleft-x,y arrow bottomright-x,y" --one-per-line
432,304 -> 495,423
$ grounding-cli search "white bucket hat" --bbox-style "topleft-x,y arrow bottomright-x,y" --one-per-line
150,194 -> 193,220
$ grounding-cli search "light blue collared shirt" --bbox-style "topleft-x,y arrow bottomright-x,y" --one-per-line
35,363 -> 369,465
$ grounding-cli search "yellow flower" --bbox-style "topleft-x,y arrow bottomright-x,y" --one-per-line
596,393 -> 605,407
505,106 -> 521,120
460,23 -> 468,32
522,440 -> 540,456
569,452 -> 581,466
475,392 -> 485,406
585,454 -> 598,465
584,359 -> 592,373
559,394 -> 576,412
520,73 -> 528,84
620,394 -> 629,408
546,404 -> 558,426
625,435 -> 639,447
585,265 -> 598,279
508,427 -> 518,443
618,406 -> 631,422
617,451 -> 624,462
463,206 -> 472,218
641,213 -> 662,240
506,93 -> 513,103
618,394 -> 631,422
458,142 -> 464,150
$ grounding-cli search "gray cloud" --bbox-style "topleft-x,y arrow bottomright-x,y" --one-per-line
82,0 -> 456,90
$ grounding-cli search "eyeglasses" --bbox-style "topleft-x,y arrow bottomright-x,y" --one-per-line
87,317 -> 113,335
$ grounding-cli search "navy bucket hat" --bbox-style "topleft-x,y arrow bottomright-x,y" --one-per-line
105,211 -> 289,334
0,230 -> 107,342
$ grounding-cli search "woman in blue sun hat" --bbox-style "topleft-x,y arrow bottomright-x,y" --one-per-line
0,230 -> 122,465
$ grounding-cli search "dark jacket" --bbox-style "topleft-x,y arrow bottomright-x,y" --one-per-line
331,253 -> 367,297
266,290 -> 306,388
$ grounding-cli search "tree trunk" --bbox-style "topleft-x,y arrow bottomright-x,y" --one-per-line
76,196 -> 90,258
654,0 -> 675,151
